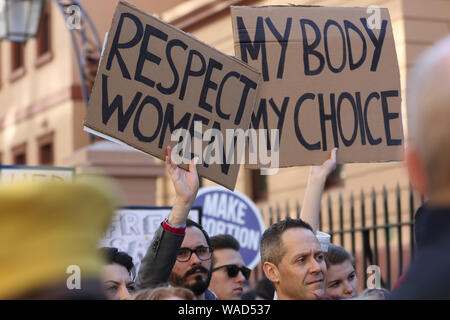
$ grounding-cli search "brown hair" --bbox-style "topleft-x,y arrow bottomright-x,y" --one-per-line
260,218 -> 313,266
210,234 -> 240,268
325,244 -> 355,268
131,286 -> 194,300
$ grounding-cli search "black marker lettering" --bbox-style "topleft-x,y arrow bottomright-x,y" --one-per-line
294,93 -> 321,150
133,96 -> 163,142
135,24 -> 168,88
237,16 -> 269,81
107,13 -> 143,79
157,39 -> 188,95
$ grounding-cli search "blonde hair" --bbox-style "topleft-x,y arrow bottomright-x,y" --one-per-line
131,286 -> 194,300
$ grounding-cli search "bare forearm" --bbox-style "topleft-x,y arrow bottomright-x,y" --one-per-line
167,198 -> 194,226
301,148 -> 337,232
300,176 -> 326,232
165,145 -> 199,227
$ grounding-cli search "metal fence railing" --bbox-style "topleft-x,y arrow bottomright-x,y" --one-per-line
252,184 -> 424,291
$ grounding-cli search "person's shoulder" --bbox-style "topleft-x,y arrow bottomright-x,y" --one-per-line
205,289 -> 218,300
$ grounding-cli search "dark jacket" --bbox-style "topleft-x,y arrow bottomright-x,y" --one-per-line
414,202 -> 430,250
391,207 -> 450,299
137,223 -> 184,289
136,222 -> 217,300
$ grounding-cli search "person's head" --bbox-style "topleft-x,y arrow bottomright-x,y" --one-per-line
0,177 -> 116,299
99,247 -> 135,300
325,244 -> 358,299
406,35 -> 450,203
208,234 -> 250,300
169,219 -> 212,297
132,286 -> 194,300
359,288 -> 391,300
260,218 -> 327,300
255,277 -> 275,300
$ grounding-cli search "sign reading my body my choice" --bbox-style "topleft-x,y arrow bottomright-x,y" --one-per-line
193,186 -> 266,270
231,6 -> 404,167
84,1 -> 261,191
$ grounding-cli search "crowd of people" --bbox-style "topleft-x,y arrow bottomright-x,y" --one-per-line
0,35 -> 449,300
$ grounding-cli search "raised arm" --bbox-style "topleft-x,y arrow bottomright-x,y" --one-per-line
137,146 -> 199,288
300,148 -> 337,232
165,145 -> 199,227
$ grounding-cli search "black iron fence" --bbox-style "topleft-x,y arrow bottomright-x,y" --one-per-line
252,184 -> 424,291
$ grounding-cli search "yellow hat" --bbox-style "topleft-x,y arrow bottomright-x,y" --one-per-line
0,176 -> 117,299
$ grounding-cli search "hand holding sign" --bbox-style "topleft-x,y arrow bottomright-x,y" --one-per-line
84,1 -> 261,191
309,147 -> 338,185
166,145 -> 199,226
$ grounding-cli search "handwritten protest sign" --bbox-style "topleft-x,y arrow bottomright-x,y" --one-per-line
84,1 -> 261,190
99,206 -> 201,274
0,165 -> 75,183
231,6 -> 404,167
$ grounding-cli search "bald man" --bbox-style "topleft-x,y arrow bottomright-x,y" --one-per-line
391,35 -> 450,299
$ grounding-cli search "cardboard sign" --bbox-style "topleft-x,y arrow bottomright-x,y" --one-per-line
231,6 -> 404,167
84,1 -> 261,190
99,206 -> 201,275
193,186 -> 265,270
0,165 -> 75,183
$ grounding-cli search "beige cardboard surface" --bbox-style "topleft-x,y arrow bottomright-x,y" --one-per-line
231,6 -> 404,167
85,1 -> 261,190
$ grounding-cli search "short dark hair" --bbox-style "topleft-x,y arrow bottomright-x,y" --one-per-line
255,277 -> 275,299
325,244 -> 354,268
186,219 -> 211,247
210,234 -> 240,268
260,217 -> 313,266
99,247 -> 134,274
210,234 -> 240,251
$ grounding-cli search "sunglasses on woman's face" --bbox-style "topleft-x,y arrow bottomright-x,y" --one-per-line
212,264 -> 251,280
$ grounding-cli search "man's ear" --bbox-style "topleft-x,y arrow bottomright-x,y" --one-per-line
263,262 -> 280,284
406,145 -> 429,195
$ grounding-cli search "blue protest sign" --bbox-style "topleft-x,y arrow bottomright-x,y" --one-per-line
193,186 -> 265,269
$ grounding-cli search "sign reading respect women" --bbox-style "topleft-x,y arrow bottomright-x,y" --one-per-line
84,1 -> 261,191
85,2 -> 405,193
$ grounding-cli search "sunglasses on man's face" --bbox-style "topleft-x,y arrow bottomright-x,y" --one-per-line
212,264 -> 251,280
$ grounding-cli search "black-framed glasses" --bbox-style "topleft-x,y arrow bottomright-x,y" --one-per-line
176,246 -> 212,262
212,264 -> 251,280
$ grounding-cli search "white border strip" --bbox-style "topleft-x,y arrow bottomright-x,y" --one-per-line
83,126 -> 154,158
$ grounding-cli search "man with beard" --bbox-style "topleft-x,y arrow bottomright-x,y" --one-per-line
137,146 -> 217,299
167,219 -> 216,299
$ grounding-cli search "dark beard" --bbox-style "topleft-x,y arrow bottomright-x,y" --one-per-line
169,265 -> 212,296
